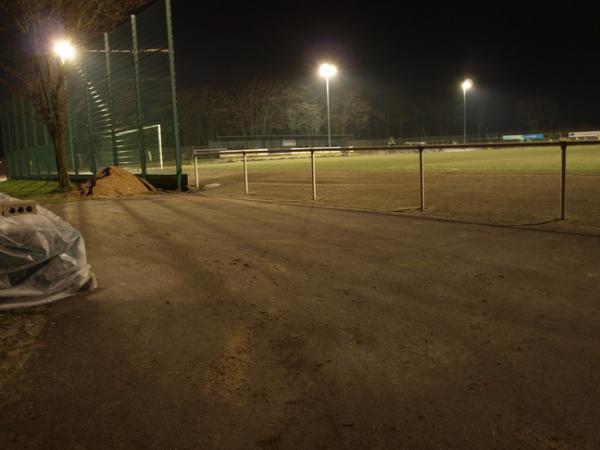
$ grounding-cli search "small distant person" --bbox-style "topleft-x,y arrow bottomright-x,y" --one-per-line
387,136 -> 396,146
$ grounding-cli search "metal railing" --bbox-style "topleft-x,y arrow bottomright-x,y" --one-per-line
192,140 -> 600,220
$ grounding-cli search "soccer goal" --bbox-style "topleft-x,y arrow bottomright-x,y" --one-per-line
114,124 -> 164,169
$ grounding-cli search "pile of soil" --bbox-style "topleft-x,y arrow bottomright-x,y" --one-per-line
79,166 -> 155,197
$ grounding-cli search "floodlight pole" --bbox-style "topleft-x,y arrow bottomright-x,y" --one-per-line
463,88 -> 467,144
104,32 -> 119,167
131,14 -> 147,178
65,77 -> 77,175
325,76 -> 332,147
82,52 -> 97,174
166,0 -> 183,190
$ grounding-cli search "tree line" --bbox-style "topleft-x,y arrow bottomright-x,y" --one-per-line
179,78 -> 565,146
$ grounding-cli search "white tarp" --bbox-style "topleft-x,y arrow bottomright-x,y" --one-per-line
0,193 -> 96,310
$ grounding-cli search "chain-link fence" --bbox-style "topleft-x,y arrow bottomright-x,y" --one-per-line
0,0 -> 182,188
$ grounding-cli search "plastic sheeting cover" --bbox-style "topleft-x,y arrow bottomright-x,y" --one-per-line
0,194 -> 96,310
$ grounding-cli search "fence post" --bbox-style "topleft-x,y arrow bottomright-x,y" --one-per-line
82,52 -> 97,174
65,77 -> 77,175
311,150 -> 317,200
1,105 -> 10,179
560,142 -> 567,220
9,102 -> 18,178
243,152 -> 249,194
166,0 -> 182,189
0,106 -> 11,179
29,100 -> 41,178
42,121 -> 51,176
194,155 -> 199,189
20,97 -> 33,178
12,96 -> 22,177
31,101 -> 37,149
419,147 -> 425,211
104,32 -> 119,167
131,14 -> 147,178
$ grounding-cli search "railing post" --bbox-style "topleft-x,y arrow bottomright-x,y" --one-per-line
560,142 -> 567,220
243,152 -> 249,194
194,154 -> 199,189
311,149 -> 317,200
419,147 -> 425,211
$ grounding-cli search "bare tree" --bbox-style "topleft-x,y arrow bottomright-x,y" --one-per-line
518,96 -> 559,132
0,0 -> 147,190
330,88 -> 372,137
284,83 -> 321,135
230,79 -> 287,136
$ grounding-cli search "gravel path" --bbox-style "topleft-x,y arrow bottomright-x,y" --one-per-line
1,194 -> 599,449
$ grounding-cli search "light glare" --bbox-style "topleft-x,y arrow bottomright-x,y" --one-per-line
319,63 -> 338,78
462,78 -> 473,91
53,39 -> 76,63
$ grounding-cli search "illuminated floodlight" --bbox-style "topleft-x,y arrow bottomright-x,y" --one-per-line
318,62 -> 338,148
319,63 -> 338,78
461,78 -> 474,144
53,39 -> 76,63
462,78 -> 473,91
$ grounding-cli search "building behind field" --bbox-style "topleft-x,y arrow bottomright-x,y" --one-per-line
208,135 -> 353,150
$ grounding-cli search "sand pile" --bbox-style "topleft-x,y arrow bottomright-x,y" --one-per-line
79,166 -> 155,197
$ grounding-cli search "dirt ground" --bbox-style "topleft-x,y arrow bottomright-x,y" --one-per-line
195,170 -> 600,233
1,193 -> 600,449
0,312 -> 45,390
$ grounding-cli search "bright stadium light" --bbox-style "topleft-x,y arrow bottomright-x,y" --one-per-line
53,39 -> 76,64
319,62 -> 338,79
461,78 -> 474,144
318,63 -> 338,147
462,78 -> 473,92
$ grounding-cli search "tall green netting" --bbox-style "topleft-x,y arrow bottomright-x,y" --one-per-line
2,0 -> 182,187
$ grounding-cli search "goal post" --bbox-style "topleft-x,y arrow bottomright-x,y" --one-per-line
114,124 -> 164,169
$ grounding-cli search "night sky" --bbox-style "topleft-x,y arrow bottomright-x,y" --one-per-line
172,1 -> 600,131
1,1 -> 599,142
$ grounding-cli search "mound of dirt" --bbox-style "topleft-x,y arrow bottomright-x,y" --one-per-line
79,166 -> 155,197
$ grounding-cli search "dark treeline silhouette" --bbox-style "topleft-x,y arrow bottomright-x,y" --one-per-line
179,77 -> 571,147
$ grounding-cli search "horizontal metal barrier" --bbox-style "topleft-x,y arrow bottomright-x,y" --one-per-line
192,140 -> 600,220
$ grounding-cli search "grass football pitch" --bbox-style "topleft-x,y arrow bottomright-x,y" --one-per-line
191,146 -> 600,175
2,146 -> 599,230
192,146 -> 600,229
